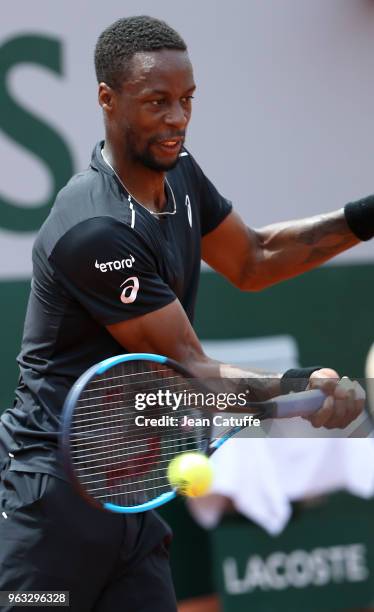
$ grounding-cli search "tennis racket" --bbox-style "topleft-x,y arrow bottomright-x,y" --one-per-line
61,353 -> 325,514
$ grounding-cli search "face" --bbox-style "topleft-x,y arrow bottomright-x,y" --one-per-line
101,49 -> 196,171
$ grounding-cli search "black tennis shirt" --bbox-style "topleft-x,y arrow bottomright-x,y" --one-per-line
0,142 -> 232,478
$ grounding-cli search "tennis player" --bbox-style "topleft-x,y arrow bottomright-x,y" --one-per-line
0,15 -> 371,611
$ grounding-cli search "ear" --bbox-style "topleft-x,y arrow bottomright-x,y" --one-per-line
98,82 -> 116,112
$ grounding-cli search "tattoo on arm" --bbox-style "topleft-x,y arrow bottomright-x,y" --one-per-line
297,214 -> 358,265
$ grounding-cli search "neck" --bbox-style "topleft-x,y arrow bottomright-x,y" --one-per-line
102,141 -> 167,212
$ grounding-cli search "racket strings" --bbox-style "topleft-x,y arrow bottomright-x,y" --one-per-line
69,408 -> 203,438
79,367 -> 169,386
71,378 -> 200,422
71,428 -> 205,459
69,360 -> 210,508
80,455 -> 198,491
94,479 -> 176,499
70,383 -> 206,443
75,373 -> 183,408
73,437 -> 206,467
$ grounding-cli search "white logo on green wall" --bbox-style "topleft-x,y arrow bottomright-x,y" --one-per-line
0,34 -> 74,232
223,544 -> 369,594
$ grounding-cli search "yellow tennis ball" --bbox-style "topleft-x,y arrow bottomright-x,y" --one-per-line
167,452 -> 213,497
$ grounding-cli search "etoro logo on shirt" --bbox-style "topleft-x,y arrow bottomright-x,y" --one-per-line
95,256 -> 135,272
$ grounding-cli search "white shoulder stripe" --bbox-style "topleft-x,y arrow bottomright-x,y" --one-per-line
179,151 -> 189,157
128,196 -> 135,228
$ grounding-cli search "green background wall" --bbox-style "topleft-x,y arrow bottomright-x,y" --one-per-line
213,493 -> 374,611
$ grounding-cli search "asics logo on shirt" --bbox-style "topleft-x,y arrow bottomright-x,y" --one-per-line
120,277 -> 139,304
95,256 -> 135,273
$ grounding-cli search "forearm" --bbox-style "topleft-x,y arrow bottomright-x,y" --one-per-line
185,353 -> 282,401
245,208 -> 360,290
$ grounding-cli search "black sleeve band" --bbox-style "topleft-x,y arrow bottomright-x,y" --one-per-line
344,195 -> 374,241
280,366 -> 324,394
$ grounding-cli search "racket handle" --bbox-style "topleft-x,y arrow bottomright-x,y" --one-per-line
274,388 -> 326,418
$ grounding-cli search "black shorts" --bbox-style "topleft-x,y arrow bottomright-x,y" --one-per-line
0,462 -> 177,612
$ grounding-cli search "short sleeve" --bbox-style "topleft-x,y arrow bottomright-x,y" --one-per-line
187,154 -> 233,236
50,217 -> 176,325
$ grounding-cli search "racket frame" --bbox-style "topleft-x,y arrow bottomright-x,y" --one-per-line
61,353 -> 199,513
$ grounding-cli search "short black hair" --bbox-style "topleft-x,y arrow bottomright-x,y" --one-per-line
95,15 -> 187,90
